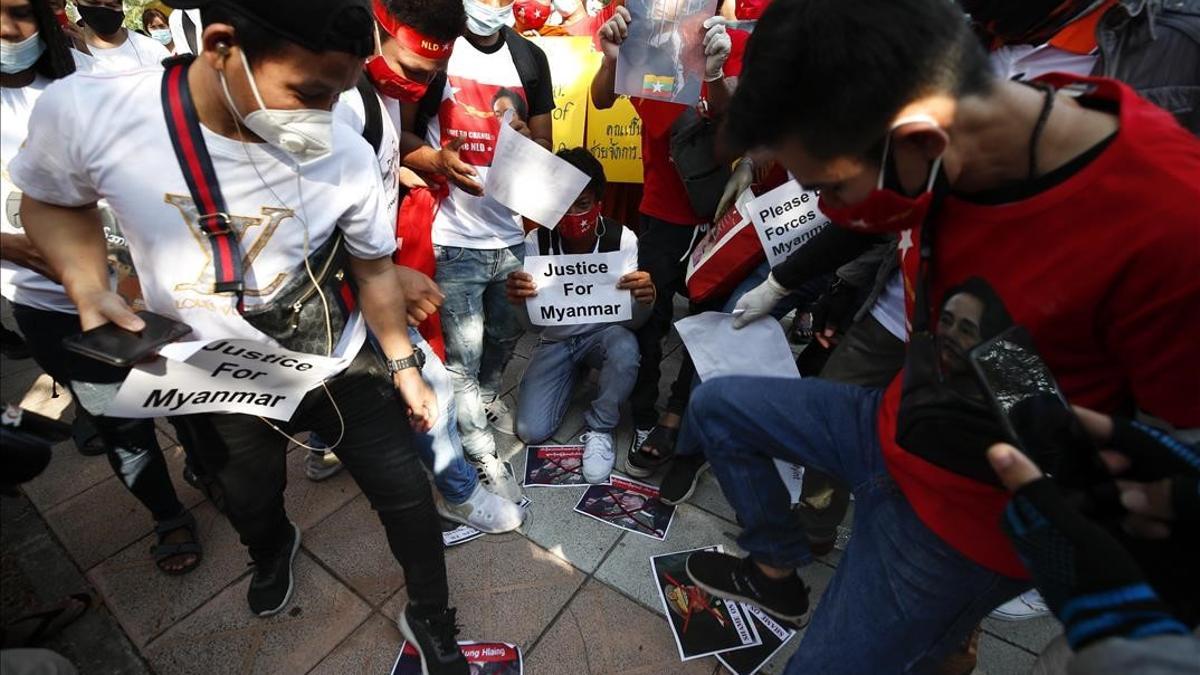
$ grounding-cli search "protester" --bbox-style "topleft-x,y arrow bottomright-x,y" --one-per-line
333,0 -> 523,533
675,0 -> 1200,672
11,0 -> 470,670
591,4 -> 731,476
75,0 -> 168,72
512,0 -> 586,36
167,5 -> 201,54
141,7 -> 174,54
505,148 -> 654,483
398,0 -> 554,503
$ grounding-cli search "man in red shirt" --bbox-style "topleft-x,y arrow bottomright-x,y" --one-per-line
676,0 -> 1200,672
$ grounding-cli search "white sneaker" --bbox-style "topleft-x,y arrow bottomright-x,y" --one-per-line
581,431 -> 615,484
436,483 -> 524,534
988,589 -> 1050,621
484,397 -> 516,435
470,454 -> 523,502
304,449 -> 344,482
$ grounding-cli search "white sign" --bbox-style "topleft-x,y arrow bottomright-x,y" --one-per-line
524,249 -> 636,326
485,110 -> 591,228
107,339 -> 349,420
747,182 -> 831,268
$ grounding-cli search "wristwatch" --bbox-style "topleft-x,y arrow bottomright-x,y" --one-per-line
386,349 -> 426,375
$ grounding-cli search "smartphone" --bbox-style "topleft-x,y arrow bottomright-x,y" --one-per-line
62,311 -> 192,367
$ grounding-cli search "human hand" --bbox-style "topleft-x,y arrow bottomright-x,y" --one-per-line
394,368 -> 438,433
732,273 -> 789,328
715,157 -> 753,220
702,17 -> 731,82
598,5 -> 631,62
617,270 -> 655,305
396,267 -> 445,326
810,278 -> 858,347
508,116 -> 532,139
506,271 -> 537,305
76,289 -> 144,332
436,137 -> 483,196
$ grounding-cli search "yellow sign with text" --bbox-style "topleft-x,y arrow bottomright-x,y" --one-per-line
531,36 -> 600,154
586,95 -> 644,184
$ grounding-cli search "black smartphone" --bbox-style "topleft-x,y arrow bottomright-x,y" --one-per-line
61,311 -> 192,367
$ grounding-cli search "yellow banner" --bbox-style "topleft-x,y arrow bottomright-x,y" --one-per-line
531,36 -> 600,154
586,95 -> 644,183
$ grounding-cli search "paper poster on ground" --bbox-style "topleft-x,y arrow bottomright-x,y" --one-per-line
615,0 -> 718,106
523,445 -> 605,487
586,94 -> 644,183
531,36 -> 601,153
523,249 -> 637,326
651,546 -> 763,661
485,110 -> 591,227
442,493 -> 530,547
716,604 -> 798,675
574,475 -> 676,540
392,640 -> 522,674
746,182 -> 831,268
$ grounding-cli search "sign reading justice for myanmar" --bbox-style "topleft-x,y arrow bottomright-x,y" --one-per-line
524,249 -> 637,326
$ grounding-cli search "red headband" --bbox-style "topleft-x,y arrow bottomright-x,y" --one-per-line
373,0 -> 455,59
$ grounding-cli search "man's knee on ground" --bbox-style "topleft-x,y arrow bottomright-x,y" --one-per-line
515,415 -> 555,445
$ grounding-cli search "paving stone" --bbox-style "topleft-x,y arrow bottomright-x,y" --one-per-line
384,535 -> 585,650
22,440 -> 114,512
304,493 -> 404,608
976,632 -> 1038,675
594,503 -> 745,612
688,470 -> 738,525
282,443 -> 360,532
144,552 -> 370,675
309,613 -> 401,675
0,350 -> 43,378
42,444 -> 205,571
508,446 -> 623,574
87,501 -> 249,647
524,580 -> 718,675
982,615 -> 1062,656
498,352 -> 529,400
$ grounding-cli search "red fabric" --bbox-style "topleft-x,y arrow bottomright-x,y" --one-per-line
565,3 -> 619,50
685,198 -> 762,302
372,0 -> 455,58
631,98 -> 703,225
734,0 -> 769,19
879,75 -> 1200,578
395,185 -> 447,360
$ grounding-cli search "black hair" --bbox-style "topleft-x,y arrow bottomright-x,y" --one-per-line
200,5 -> 287,63
141,7 -> 168,30
491,87 -> 528,121
28,0 -> 76,80
382,0 -> 466,43
556,147 -> 606,199
729,0 -> 993,161
939,276 -> 1013,342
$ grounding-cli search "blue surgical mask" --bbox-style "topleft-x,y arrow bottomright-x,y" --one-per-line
150,28 -> 173,45
464,0 -> 515,37
0,32 -> 46,75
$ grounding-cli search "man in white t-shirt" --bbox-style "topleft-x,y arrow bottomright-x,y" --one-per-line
12,1 -> 467,670
76,0 -> 170,72
398,0 -> 554,501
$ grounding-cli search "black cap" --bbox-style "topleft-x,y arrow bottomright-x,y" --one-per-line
165,0 -> 374,57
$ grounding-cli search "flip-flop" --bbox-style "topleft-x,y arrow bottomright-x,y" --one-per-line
152,510 -> 203,576
625,424 -> 680,477
0,593 -> 92,649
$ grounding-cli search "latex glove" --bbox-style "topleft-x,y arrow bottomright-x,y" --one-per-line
732,273 -> 789,328
598,5 -> 631,61
702,17 -> 731,82
716,157 -> 754,220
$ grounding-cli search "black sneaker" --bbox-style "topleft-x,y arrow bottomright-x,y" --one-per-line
660,455 -> 709,505
685,551 -> 811,627
247,522 -> 301,616
398,604 -> 469,675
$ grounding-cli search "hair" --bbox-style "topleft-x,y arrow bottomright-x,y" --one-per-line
939,276 -> 1013,342
556,147 -> 606,199
141,7 -> 168,31
25,0 -> 76,80
491,87 -> 528,121
729,0 -> 993,161
382,0 -> 466,43
200,5 -> 287,63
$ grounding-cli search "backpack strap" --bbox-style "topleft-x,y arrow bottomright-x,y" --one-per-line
413,71 -> 448,139
536,227 -> 553,255
160,56 -> 245,312
597,218 -> 623,253
355,73 -> 384,155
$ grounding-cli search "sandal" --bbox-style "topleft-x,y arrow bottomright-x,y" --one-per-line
0,593 -> 92,649
625,424 -> 680,478
152,510 -> 203,576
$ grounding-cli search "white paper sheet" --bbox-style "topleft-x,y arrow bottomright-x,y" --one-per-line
484,110 -> 591,227
675,311 -> 800,382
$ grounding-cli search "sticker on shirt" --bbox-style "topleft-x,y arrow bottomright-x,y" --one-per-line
573,475 -> 676,540
523,445 -> 605,487
442,493 -> 530,547
439,76 -> 529,167
651,545 -> 763,661
392,640 -> 522,675
523,249 -> 637,326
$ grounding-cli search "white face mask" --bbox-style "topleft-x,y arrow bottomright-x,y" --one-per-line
464,0 -> 515,36
219,50 -> 333,163
0,32 -> 46,75
150,28 -> 173,45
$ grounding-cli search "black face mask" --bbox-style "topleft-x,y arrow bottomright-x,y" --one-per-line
78,5 -> 126,36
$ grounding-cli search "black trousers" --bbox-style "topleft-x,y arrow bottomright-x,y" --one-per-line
174,344 -> 449,607
12,304 -> 185,522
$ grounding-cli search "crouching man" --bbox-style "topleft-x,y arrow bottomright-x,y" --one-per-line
505,148 -> 654,483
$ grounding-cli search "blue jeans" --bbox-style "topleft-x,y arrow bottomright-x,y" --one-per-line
409,328 -> 476,504
515,325 -> 640,443
434,244 -> 524,460
681,377 -> 1028,673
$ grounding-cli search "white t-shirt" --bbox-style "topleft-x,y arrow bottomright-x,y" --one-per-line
335,85 -> 402,229
10,67 -> 396,359
989,44 -> 1098,83
87,31 -> 170,73
168,9 -> 202,56
522,224 -> 638,341
427,37 -> 544,249
869,270 -> 907,342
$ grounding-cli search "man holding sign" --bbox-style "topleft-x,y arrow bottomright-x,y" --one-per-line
505,149 -> 654,483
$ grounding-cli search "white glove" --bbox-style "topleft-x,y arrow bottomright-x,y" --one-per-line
716,156 -> 754,219
702,17 -> 732,82
733,273 -> 789,328
598,5 -> 631,61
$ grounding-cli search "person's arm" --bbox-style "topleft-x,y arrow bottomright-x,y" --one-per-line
590,6 -> 631,110
617,269 -> 654,330
701,17 -> 733,116
505,270 -> 543,333
349,255 -> 438,431
0,232 -> 56,281
772,225 -> 883,289
398,96 -> 483,196
527,112 -> 553,151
